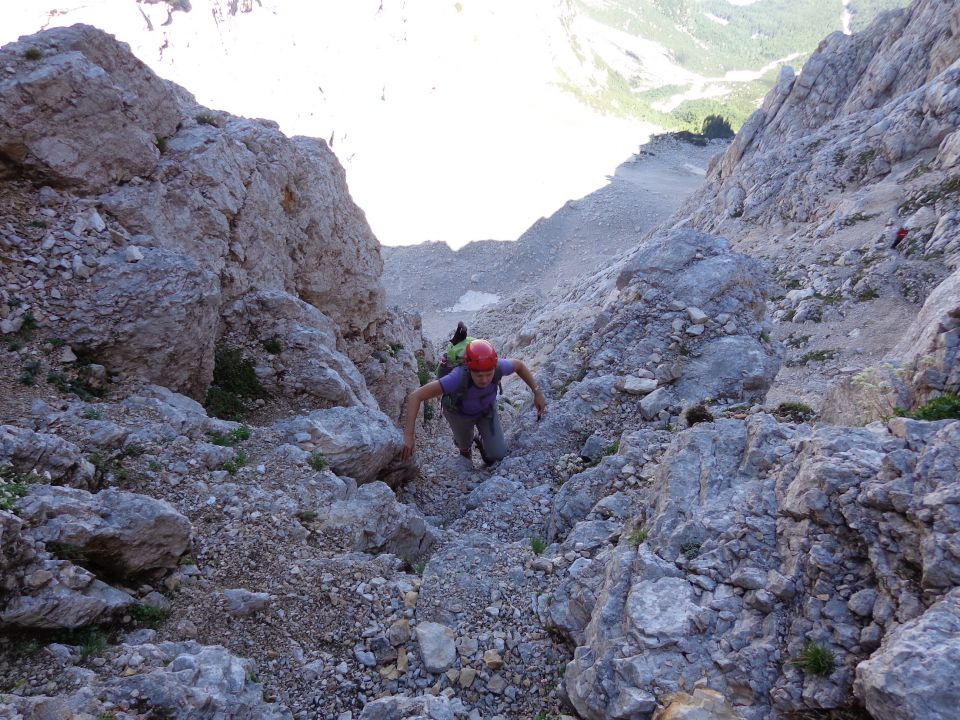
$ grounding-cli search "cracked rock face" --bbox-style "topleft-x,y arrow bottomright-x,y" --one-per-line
0,23 -> 405,403
556,414 -> 960,720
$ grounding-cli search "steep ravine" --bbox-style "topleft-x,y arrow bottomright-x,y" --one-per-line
2,4 -> 960,720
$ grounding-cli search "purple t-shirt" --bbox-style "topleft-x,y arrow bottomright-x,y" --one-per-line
439,359 -> 516,416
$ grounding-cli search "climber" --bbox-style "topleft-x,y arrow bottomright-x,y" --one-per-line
401,339 -> 546,467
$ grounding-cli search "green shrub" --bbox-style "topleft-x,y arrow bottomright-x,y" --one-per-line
24,47 -> 42,61
794,641 -> 835,676
531,537 -> 547,555
680,541 -> 701,560
130,603 -> 171,628
308,453 -> 328,472
155,136 -> 168,153
195,112 -> 218,126
81,407 -> 103,420
263,336 -> 282,354
221,450 -> 249,475
296,510 -> 318,523
701,114 -> 735,139
628,527 -> 649,547
204,387 -> 247,421
19,360 -> 40,385
208,425 -> 251,446
776,401 -> 815,422
204,346 -> 268,420
905,393 -> 960,421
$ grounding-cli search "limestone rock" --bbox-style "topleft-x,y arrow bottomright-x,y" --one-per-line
18,485 -> 191,576
0,425 -> 95,490
0,25 -> 179,191
0,558 -> 135,629
415,621 -> 457,673
854,588 -> 960,720
64,248 -> 221,399
312,482 -> 435,558
273,406 -> 404,485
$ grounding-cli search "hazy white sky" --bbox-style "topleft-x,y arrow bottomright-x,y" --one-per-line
2,0 -> 657,249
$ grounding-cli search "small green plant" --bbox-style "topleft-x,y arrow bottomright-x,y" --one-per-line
904,393 -> 960,421
416,355 -> 433,386
793,641 -> 836,676
82,407 -> 103,420
308,453 -> 328,472
788,349 -> 840,367
680,541 -> 701,560
423,403 -> 435,421
29,219 -> 47,229
204,345 -> 268,420
786,334 -> 810,349
148,460 -> 162,471
603,439 -> 620,456
531,537 -> 547,555
155,136 -> 168,153
0,465 -> 34,512
19,359 -> 41,386
296,510 -> 318,523
48,337 -> 65,347
21,314 -> 38,332
208,425 -> 251,446
386,341 -> 404,357
47,541 -> 89,563
263,336 -> 282,354
628,527 -> 649,547
195,112 -> 218,126
782,308 -> 797,322
414,560 -> 426,576
833,149 -> 847,166
857,288 -> 879,302
24,47 -> 43,61
13,640 -> 41,658
759,330 -> 770,342
130,603 -> 172,628
533,712 -> 561,720
221,450 -> 249,475
776,401 -> 816,423
75,628 -> 109,659
179,555 -> 197,566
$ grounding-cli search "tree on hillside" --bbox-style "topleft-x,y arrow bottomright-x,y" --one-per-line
701,115 -> 735,139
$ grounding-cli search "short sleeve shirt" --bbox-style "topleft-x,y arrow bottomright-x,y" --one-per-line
439,359 -> 516,416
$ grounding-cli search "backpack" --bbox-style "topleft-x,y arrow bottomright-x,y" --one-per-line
437,322 -> 503,413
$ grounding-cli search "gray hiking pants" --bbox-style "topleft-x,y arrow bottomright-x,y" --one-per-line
443,405 -> 507,462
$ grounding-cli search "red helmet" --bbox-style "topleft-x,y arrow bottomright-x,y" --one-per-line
464,339 -> 498,371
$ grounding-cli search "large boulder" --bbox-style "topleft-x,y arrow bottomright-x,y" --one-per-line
0,25 -> 180,190
312,482 -> 436,559
222,289 -> 377,409
0,640 -> 291,719
0,557 -> 135,629
822,268 -> 960,425
273,406 -> 404,484
63,248 -> 221,399
18,485 -> 191,576
561,415 -> 960,720
0,424 -> 95,490
0,24 -> 413,405
854,588 -> 960,720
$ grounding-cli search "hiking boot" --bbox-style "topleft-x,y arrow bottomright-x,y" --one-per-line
473,434 -> 495,467
455,453 -> 475,471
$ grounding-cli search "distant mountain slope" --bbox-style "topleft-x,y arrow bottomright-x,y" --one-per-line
562,0 -> 911,130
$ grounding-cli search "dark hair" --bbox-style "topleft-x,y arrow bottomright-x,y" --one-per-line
451,321 -> 468,344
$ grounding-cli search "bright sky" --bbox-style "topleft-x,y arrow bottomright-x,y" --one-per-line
2,0 -> 658,249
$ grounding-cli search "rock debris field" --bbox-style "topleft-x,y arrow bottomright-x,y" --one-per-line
3,3 -> 960,720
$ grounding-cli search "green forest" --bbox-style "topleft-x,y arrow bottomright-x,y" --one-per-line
567,0 -> 909,133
